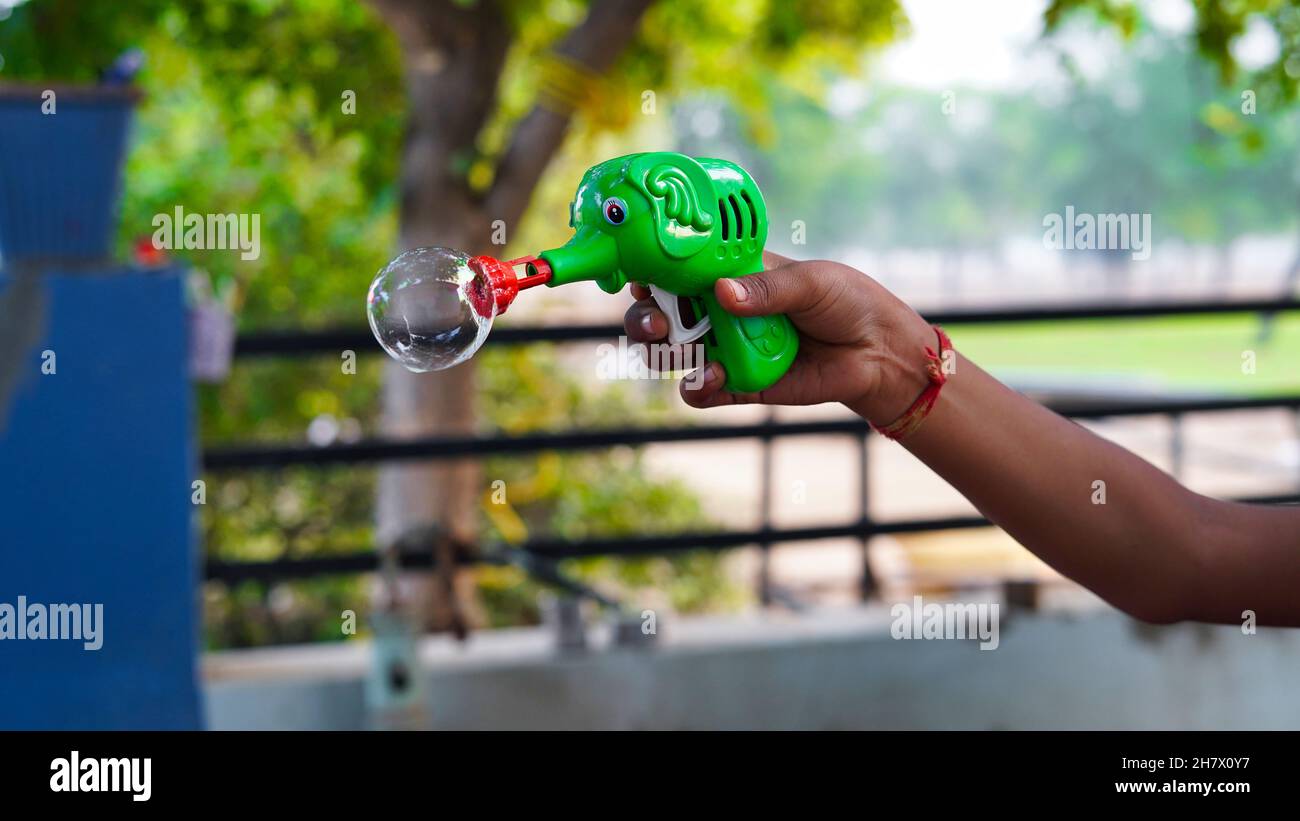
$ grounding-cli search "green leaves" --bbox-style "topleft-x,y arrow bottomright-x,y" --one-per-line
0,0 -> 916,642
1046,0 -> 1300,105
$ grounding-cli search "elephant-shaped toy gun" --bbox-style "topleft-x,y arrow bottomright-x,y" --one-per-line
366,152 -> 799,393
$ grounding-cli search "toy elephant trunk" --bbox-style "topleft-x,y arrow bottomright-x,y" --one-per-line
530,151 -> 799,393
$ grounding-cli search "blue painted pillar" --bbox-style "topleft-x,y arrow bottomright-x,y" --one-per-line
0,269 -> 202,729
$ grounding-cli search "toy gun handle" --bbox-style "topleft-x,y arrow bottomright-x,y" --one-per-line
649,285 -> 711,346
648,281 -> 799,394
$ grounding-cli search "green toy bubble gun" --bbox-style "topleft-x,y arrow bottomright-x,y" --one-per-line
466,152 -> 799,393
367,153 -> 798,390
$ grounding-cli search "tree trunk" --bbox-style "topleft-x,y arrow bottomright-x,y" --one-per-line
370,0 -> 656,635
370,0 -> 509,634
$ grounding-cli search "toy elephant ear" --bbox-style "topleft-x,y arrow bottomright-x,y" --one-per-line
627,154 -> 716,260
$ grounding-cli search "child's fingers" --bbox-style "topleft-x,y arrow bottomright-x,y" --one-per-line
681,362 -> 775,408
713,261 -> 841,321
680,359 -> 800,407
624,297 -> 667,342
646,342 -> 703,373
679,362 -> 728,406
624,296 -> 702,371
762,250 -> 794,270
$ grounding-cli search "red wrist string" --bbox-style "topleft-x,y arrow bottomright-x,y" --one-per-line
870,326 -> 952,442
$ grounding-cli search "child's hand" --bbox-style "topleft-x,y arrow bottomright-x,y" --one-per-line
624,253 -> 938,425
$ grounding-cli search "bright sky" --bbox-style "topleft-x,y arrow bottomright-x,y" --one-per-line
874,0 -> 1275,91
880,0 -> 1053,91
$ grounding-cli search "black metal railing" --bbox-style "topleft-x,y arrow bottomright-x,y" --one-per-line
204,297 -> 1300,599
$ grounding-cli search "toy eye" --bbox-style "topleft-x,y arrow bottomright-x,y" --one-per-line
603,197 -> 627,225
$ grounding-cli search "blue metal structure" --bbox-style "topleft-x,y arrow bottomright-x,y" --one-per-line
0,85 -> 137,262
0,269 -> 201,729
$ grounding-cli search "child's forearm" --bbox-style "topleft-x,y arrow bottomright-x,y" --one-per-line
893,353 -> 1300,626
639,258 -> 1300,626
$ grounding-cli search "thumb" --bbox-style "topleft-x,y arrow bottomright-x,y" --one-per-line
714,262 -> 836,319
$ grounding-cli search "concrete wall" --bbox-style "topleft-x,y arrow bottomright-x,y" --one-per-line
204,608 -> 1300,730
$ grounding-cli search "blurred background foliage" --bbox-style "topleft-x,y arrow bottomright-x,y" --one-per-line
1048,0 -> 1300,102
1,0 -> 1297,646
0,0 -> 909,647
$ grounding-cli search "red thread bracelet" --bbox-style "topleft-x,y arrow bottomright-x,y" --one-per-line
870,326 -> 952,442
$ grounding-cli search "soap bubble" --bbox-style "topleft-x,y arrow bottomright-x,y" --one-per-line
366,247 -> 496,372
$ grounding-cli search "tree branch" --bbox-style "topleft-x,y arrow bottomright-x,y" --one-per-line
369,0 -> 512,248
485,0 -> 656,228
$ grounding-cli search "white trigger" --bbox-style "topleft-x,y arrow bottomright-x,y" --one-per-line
649,285 -> 711,346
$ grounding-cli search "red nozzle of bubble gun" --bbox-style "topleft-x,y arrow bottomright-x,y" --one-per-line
466,254 -> 553,318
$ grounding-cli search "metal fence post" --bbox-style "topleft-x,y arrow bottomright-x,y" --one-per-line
859,431 -> 876,601
1295,409 -> 1300,493
758,407 -> 775,607
1169,412 -> 1185,481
